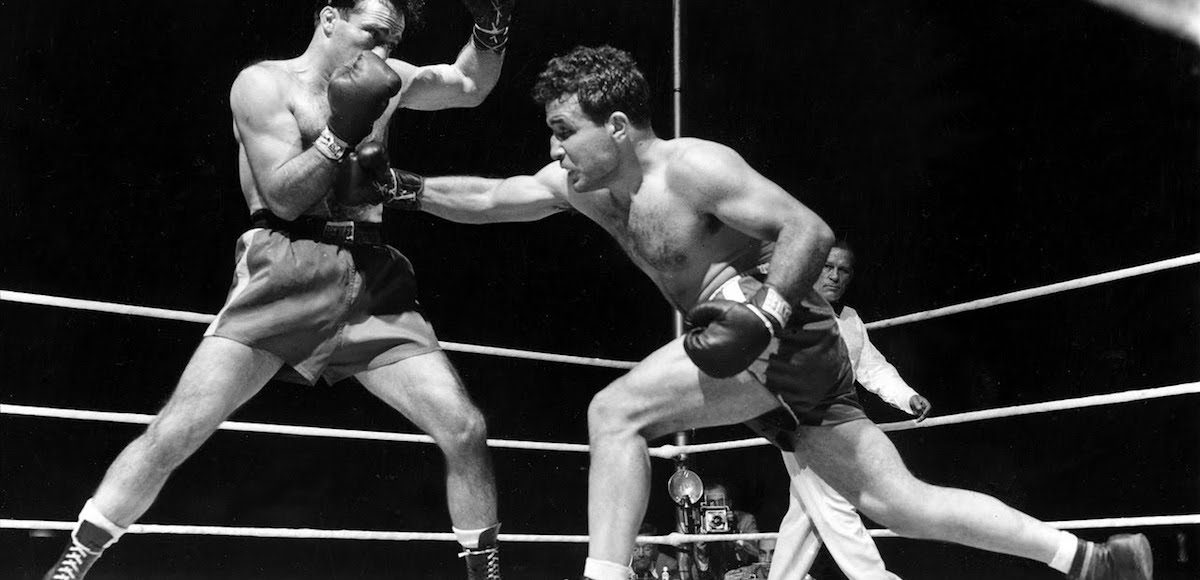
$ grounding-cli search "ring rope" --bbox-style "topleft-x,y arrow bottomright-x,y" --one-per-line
866,252 -> 1200,330
6,514 -> 1199,544
0,290 -> 637,370
4,251 -> 1196,371
648,381 -> 1200,457
6,381 -> 1197,458
0,404 -> 590,454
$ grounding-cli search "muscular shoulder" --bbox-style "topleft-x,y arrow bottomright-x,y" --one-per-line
663,138 -> 749,196
230,61 -> 290,113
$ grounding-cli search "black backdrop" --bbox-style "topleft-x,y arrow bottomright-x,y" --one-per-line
4,0 -> 1199,578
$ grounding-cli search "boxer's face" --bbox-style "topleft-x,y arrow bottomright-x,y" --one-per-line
817,247 -> 854,303
545,95 -> 620,192
330,0 -> 404,61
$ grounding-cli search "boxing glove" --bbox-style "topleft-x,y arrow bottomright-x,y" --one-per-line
683,284 -> 792,378
326,52 -> 402,147
462,0 -> 514,53
336,141 -> 424,208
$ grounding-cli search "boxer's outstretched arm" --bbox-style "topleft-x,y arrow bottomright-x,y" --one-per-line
671,141 -> 833,305
231,65 -> 340,220
422,162 -> 571,223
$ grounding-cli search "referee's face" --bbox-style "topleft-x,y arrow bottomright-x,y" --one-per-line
817,247 -> 855,304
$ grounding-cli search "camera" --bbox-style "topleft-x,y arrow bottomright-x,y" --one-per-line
700,505 -> 732,533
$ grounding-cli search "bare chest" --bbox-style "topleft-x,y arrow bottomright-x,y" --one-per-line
578,187 -> 718,272
291,91 -> 330,148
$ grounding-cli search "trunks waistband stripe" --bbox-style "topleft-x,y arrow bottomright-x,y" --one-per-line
250,209 -> 385,246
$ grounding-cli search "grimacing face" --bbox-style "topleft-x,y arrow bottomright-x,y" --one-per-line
544,95 -> 621,192
816,247 -> 855,304
330,0 -> 404,62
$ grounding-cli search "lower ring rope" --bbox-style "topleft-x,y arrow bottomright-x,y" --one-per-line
6,515 -> 1198,543
0,404 -> 589,454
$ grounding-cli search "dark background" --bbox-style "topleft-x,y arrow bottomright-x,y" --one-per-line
3,0 -> 1199,578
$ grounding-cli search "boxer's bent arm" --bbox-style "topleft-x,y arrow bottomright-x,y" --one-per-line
423,163 -> 570,223
671,142 -> 833,305
389,45 -> 503,111
231,66 -> 338,220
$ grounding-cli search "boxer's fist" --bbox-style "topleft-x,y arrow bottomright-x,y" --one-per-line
335,141 -> 391,206
335,141 -> 425,208
684,284 -> 791,378
327,52 -> 402,146
462,0 -> 513,53
684,300 -> 774,378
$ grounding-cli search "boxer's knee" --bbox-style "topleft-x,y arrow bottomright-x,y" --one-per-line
139,413 -> 216,471
587,381 -> 643,443
858,477 -> 941,539
432,403 -> 489,457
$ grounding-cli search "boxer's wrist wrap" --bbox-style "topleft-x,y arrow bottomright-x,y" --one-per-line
752,284 -> 792,332
472,24 -> 510,53
314,127 -> 349,162
470,0 -> 511,53
381,168 -> 425,210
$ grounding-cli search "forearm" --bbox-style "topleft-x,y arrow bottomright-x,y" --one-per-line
860,371 -> 920,413
258,149 -> 340,220
421,175 -> 508,223
857,336 -> 920,412
450,41 -> 504,105
422,173 -> 565,223
764,217 -> 834,304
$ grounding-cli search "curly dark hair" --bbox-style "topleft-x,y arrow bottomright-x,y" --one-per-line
532,45 -> 652,127
314,0 -> 425,32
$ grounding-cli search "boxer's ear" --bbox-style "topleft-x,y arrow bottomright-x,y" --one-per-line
607,112 -> 630,142
320,6 -> 339,36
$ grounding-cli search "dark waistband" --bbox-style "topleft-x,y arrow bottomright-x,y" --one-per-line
250,209 -> 385,246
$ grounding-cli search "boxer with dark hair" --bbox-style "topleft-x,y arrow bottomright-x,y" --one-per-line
42,1 -> 512,579
411,45 -> 1152,580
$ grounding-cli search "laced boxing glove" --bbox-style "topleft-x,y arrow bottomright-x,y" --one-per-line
337,141 -> 424,208
315,52 -> 403,162
683,283 -> 793,378
462,0 -> 514,53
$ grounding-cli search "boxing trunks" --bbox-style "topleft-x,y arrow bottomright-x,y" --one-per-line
204,210 -> 440,384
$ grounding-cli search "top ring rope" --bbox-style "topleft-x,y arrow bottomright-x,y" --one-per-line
0,290 -> 637,370
866,252 -> 1200,330
5,251 -> 1197,359
648,381 -> 1200,457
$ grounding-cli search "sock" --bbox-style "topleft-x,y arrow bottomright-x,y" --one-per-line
1048,531 -> 1082,574
583,557 -> 633,580
75,498 -> 127,551
454,523 -> 500,549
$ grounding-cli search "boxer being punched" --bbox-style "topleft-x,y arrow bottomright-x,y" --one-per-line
410,46 -> 1153,580
43,1 -> 512,579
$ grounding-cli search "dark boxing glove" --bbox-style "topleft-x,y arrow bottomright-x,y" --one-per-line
683,283 -> 793,378
317,52 -> 403,161
337,141 -> 424,208
462,0 -> 514,53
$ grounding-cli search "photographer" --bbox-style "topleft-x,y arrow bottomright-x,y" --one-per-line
679,483 -> 762,580
633,522 -> 682,579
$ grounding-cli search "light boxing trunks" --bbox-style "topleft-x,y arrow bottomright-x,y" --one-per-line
707,270 -> 865,451
204,210 -> 440,384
